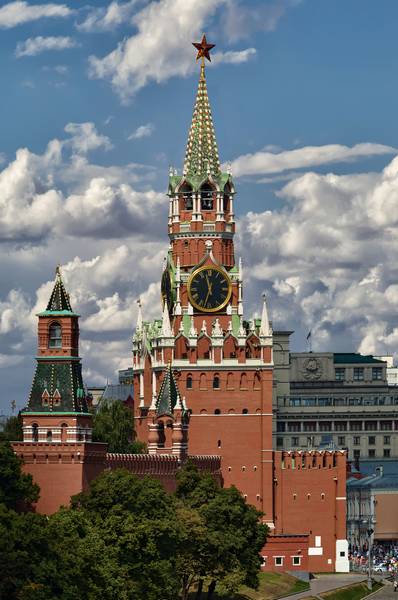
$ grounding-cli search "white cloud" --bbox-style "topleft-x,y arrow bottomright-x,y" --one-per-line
15,35 -> 78,58
64,122 -> 113,154
228,143 -> 397,177
128,123 -> 155,140
88,0 -> 226,102
224,0 -> 301,40
0,1 -> 72,28
76,0 -> 138,32
212,48 -> 256,65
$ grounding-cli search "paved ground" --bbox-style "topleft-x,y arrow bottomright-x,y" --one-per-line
280,573 -> 367,599
372,581 -> 397,598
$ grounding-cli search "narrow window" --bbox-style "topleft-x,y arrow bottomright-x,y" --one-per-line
46,430 -> 52,442
200,183 -> 214,210
49,322 -> 62,348
214,409 -> 221,415
32,423 -> 39,442
242,408 -> 249,414
186,375 -> 193,389
213,375 -> 220,389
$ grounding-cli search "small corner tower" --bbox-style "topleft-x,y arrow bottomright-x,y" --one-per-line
21,266 -> 92,444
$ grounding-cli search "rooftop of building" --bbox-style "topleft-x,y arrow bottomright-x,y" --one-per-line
333,353 -> 385,364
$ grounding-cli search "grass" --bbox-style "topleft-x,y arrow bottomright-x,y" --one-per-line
189,572 -> 310,600
320,580 -> 383,600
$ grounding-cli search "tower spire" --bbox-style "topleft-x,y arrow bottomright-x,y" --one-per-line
46,265 -> 73,312
260,293 -> 271,337
183,35 -> 220,179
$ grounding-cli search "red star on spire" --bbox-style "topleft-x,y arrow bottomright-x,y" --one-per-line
192,34 -> 215,62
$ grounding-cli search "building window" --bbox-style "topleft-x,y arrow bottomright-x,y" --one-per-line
353,368 -> 364,381
292,556 -> 301,566
334,422 -> 347,432
291,437 -> 299,446
335,368 -> 345,381
213,375 -> 220,389
242,408 -> 248,414
353,436 -> 360,446
350,421 -> 362,431
372,367 -> 383,380
365,421 -> 377,431
384,436 -> 391,445
261,556 -> 266,566
288,422 -> 301,432
200,183 -> 214,210
186,375 -> 193,389
274,556 -> 284,567
277,422 -> 286,432
380,421 -> 392,431
277,437 -> 283,447
214,409 -> 221,415
368,436 -> 376,445
319,422 -> 331,432
48,322 -> 62,348
368,449 -> 376,458
303,422 -> 316,432
46,430 -> 52,442
338,436 -> 345,446
353,449 -> 360,458
32,423 -> 39,442
384,449 -> 391,457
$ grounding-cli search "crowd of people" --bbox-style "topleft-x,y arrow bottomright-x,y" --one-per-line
349,542 -> 398,575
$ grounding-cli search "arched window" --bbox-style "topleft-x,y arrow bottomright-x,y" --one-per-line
181,183 -> 193,210
226,372 -> 234,389
240,373 -> 248,389
61,423 -> 68,442
158,422 -> 165,448
213,375 -> 220,389
214,409 -> 221,415
32,423 -> 39,442
200,182 -> 214,210
199,373 -> 207,390
49,322 -> 62,348
46,430 -> 53,442
242,408 -> 249,414
186,375 -> 193,389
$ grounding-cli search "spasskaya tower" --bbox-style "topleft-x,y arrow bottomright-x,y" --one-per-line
133,36 -> 275,526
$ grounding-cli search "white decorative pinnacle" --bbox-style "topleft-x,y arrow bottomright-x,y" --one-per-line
136,298 -> 143,332
226,303 -> 232,315
205,239 -> 213,252
260,293 -> 271,337
227,320 -> 233,333
187,302 -> 193,316
176,257 -> 181,282
201,320 -> 208,335
238,257 -> 243,281
212,318 -> 223,337
238,316 -> 246,337
249,319 -> 255,332
189,316 -> 197,337
162,301 -> 173,337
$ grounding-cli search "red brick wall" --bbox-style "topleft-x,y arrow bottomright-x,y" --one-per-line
273,450 -> 347,572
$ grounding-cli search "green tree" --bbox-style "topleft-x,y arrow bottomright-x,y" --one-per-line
0,442 -> 39,510
92,400 -> 146,453
175,463 -> 268,599
0,413 -> 23,442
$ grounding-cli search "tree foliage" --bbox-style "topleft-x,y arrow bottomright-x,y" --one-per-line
0,442 -> 39,510
0,413 -> 23,442
92,400 -> 146,453
0,459 -> 268,600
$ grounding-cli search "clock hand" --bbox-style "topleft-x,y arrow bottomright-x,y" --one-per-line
204,288 -> 211,306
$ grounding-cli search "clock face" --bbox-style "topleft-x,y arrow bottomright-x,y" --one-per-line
161,269 -> 173,311
187,265 -> 232,313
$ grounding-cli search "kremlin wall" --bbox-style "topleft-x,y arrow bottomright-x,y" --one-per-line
12,39 -> 349,577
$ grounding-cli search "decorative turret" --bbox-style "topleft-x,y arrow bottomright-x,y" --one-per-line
148,364 -> 189,458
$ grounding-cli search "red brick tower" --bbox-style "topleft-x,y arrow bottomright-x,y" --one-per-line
13,268 -> 106,513
133,38 -> 275,526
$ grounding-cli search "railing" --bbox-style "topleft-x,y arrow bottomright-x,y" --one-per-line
276,395 -> 398,408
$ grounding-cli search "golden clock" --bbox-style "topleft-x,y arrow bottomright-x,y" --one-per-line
187,265 -> 232,313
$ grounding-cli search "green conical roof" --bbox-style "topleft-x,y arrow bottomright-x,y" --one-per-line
156,364 -> 181,417
183,62 -> 221,179
46,266 -> 73,312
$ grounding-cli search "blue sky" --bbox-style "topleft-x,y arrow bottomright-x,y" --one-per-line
1,0 -> 398,413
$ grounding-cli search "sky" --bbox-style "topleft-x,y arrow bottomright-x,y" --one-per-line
1,0 -> 398,412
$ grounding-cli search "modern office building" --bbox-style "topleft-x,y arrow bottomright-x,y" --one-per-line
274,350 -> 398,460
